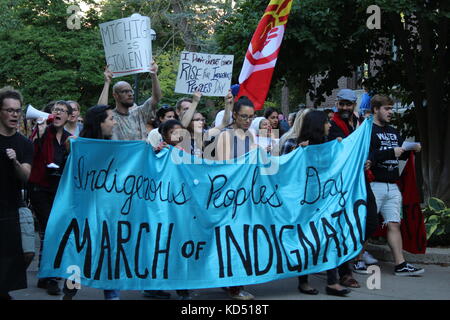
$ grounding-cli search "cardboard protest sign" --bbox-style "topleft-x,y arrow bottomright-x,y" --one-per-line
100,14 -> 152,78
39,120 -> 373,290
175,51 -> 234,96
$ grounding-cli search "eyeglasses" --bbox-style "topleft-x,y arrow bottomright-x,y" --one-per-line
1,108 -> 22,115
118,89 -> 134,95
52,107 -> 68,114
338,101 -> 354,107
237,114 -> 256,121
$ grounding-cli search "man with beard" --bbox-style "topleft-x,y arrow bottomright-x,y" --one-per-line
98,61 -> 161,141
329,89 -> 360,139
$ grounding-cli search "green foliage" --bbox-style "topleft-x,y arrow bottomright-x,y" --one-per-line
423,198 -> 450,240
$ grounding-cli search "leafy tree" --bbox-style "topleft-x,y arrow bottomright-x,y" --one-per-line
216,0 -> 450,204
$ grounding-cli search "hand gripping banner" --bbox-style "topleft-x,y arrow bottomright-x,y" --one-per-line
39,119 -> 373,290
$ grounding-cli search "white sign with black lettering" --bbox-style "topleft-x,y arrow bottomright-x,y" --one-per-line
175,52 -> 234,96
100,14 -> 152,78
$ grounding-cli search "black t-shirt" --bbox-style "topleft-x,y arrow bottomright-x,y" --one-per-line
0,132 -> 33,210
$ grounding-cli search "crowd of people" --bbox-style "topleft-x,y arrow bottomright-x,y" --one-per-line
0,61 -> 424,301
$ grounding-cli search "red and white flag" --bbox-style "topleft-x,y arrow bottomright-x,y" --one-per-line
237,0 -> 293,110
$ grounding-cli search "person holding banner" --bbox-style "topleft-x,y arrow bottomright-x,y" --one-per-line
61,104 -> 121,300
97,61 -> 161,141
216,96 -> 256,300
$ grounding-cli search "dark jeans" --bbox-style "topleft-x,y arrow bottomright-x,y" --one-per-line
365,179 -> 378,239
30,187 -> 56,280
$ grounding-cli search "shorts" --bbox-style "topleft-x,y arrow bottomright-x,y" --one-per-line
19,207 -> 36,254
370,182 -> 402,225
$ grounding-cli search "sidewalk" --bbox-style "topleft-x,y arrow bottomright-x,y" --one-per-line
366,243 -> 450,265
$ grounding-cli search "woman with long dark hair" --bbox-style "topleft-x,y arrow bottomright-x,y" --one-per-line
62,104 -> 119,300
296,111 -> 351,297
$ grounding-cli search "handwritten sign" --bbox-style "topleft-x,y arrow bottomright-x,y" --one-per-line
38,120 -> 373,290
175,52 -> 234,96
100,14 -> 152,78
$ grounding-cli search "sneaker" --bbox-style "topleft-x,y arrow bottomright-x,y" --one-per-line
142,290 -> 171,299
46,279 -> 61,295
362,251 -> 378,265
353,260 -> 369,274
228,289 -> 254,301
394,262 -> 425,276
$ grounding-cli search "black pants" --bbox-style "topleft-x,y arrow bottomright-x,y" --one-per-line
365,179 -> 378,239
29,187 -> 56,271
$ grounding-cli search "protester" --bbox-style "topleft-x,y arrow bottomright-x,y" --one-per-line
328,88 -> 379,276
98,62 -> 161,141
147,106 -> 178,148
329,89 -> 360,138
249,116 -> 272,153
294,110 -> 352,296
29,100 -> 73,295
61,104 -> 121,300
0,87 -> 33,300
369,94 -> 424,276
216,96 -> 256,300
279,108 -> 311,155
324,108 -> 334,121
264,107 -> 287,138
65,100 -> 83,136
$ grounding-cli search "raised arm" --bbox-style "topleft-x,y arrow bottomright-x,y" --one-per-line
180,92 -> 201,128
207,90 -> 233,137
97,66 -> 113,106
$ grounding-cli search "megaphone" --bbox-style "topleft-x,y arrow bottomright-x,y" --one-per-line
25,105 -> 55,124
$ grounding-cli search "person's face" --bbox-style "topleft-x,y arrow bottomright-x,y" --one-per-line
114,83 -> 135,108
324,120 -> 332,136
336,100 -> 355,120
374,105 -> 393,124
160,111 -> 175,123
69,103 -> 80,123
267,112 -> 279,128
51,103 -> 70,128
259,119 -> 271,130
0,98 -> 22,132
101,109 -> 116,139
191,112 -> 205,133
179,101 -> 191,115
166,124 -> 183,146
234,106 -> 255,130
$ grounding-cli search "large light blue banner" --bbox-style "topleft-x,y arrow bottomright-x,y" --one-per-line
39,119 -> 372,290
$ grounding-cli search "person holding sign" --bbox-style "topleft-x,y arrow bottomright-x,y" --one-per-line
97,61 -> 161,141
216,96 -> 257,300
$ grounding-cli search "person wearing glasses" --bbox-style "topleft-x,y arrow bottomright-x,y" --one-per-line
97,61 -> 161,141
28,100 -> 73,296
215,96 -> 256,300
0,87 -> 33,300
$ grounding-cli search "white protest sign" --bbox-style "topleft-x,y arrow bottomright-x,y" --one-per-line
175,52 -> 234,96
100,14 -> 152,78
